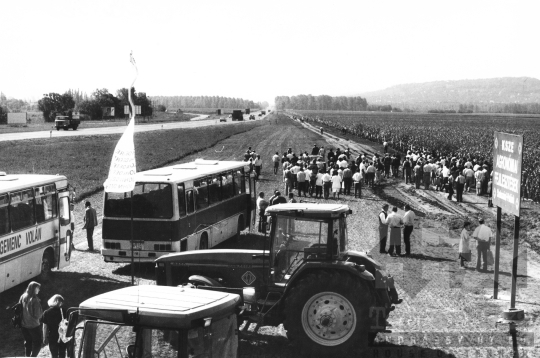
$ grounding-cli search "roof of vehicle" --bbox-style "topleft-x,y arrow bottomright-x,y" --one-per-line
265,203 -> 350,218
132,159 -> 246,183
0,174 -> 68,193
78,285 -> 240,329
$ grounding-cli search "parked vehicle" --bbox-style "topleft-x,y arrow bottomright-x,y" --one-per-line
0,172 -> 74,293
220,117 -> 227,122
65,285 -> 240,358
156,203 -> 401,356
101,159 -> 256,263
55,115 -> 80,131
249,115 -> 255,120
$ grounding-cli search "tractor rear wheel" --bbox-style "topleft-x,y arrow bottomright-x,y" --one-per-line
284,271 -> 372,356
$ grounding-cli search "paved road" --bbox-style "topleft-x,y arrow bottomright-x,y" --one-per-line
0,112 -> 268,142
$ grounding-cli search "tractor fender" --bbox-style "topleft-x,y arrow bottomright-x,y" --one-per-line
283,261 -> 374,298
188,275 -> 221,287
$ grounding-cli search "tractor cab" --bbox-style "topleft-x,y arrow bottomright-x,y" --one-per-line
265,203 -> 350,283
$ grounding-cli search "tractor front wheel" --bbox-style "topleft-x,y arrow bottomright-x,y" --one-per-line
284,271 -> 372,356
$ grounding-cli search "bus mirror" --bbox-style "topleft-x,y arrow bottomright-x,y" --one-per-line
66,311 -> 79,338
71,222 -> 75,231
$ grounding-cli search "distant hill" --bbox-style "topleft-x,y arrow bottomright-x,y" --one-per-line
360,77 -> 540,113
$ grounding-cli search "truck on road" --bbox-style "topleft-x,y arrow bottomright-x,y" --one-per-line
55,115 -> 80,131
232,110 -> 243,121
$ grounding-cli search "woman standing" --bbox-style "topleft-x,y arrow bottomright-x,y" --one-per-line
42,294 -> 68,358
20,281 -> 43,357
458,222 -> 472,269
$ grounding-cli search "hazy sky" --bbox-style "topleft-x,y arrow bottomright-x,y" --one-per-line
1,0 -> 539,104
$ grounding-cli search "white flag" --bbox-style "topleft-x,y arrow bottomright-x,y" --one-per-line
104,51 -> 138,193
103,118 -> 136,193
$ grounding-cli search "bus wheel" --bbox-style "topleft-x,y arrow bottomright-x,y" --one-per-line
199,233 -> 208,250
40,251 -> 53,280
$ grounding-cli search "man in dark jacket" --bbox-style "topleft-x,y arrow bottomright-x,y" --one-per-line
83,201 -> 98,251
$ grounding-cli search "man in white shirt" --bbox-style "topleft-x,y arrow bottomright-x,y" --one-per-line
315,171 -> 324,198
378,204 -> 389,253
352,169 -> 362,198
402,205 -> 415,256
472,218 -> 492,272
387,207 -> 403,256
322,171 -> 332,199
272,152 -> 280,175
253,155 -> 263,179
474,169 -> 484,195
256,192 -> 269,232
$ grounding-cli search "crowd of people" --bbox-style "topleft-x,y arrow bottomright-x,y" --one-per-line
248,137 -> 496,273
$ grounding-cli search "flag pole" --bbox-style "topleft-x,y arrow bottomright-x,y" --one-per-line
131,190 -> 134,285
103,51 -> 138,286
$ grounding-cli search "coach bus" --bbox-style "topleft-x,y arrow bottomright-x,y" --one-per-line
101,159 -> 256,263
0,173 -> 73,293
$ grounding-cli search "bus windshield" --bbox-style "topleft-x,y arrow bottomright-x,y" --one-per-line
104,183 -> 173,219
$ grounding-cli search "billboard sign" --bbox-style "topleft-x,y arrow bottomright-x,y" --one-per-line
7,112 -> 27,124
492,132 -> 523,216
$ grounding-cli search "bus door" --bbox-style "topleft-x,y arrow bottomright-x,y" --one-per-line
244,174 -> 257,231
57,191 -> 73,269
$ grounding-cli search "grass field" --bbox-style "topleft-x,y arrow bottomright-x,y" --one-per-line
0,119 -> 265,201
0,113 -> 538,357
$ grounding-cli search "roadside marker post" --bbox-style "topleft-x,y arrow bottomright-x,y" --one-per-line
492,132 -> 524,325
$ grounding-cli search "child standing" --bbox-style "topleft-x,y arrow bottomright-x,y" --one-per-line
458,222 -> 471,269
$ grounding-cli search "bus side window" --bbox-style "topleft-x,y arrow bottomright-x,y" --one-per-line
35,185 -> 57,223
233,171 -> 243,195
186,190 -> 195,214
222,171 -> 234,200
177,184 -> 186,217
208,175 -> 221,204
194,179 -> 209,210
10,190 -> 35,231
0,194 -> 9,235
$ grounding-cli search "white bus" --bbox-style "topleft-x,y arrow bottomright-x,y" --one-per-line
0,173 -> 74,293
101,159 -> 257,263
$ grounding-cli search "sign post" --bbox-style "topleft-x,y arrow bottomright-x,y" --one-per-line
492,132 -> 524,321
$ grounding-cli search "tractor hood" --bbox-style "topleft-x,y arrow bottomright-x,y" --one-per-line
156,249 -> 266,267
344,250 -> 382,270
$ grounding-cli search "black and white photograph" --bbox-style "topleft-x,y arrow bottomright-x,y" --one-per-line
1,1 -> 539,357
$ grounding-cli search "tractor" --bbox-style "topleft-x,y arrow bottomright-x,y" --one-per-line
155,203 -> 401,356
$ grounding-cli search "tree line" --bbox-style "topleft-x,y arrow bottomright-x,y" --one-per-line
150,96 -> 265,111
275,95 -> 368,111
36,88 -> 152,122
